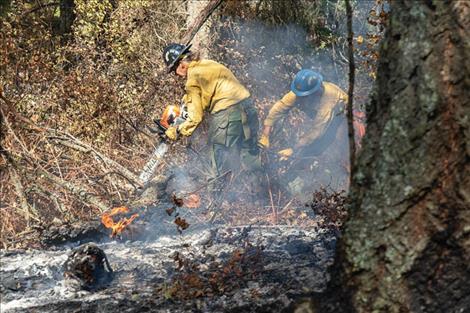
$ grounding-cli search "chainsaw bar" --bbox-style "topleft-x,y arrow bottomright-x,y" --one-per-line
138,143 -> 168,185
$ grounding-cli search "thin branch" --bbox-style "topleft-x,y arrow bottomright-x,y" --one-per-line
9,166 -> 40,221
36,165 -> 109,213
21,2 -> 60,17
48,134 -> 143,187
345,0 -> 356,185
28,184 -> 69,217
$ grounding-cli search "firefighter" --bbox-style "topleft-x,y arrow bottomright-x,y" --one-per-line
258,69 -> 351,197
162,43 -> 261,184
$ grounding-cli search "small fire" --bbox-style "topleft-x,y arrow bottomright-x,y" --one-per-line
101,206 -> 139,238
185,194 -> 201,208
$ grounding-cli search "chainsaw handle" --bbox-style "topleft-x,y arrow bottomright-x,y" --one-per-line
147,119 -> 168,140
153,119 -> 167,133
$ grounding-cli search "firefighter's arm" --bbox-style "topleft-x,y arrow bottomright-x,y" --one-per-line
177,85 -> 204,137
294,104 -> 333,149
263,91 -> 296,127
260,92 -> 296,148
258,126 -> 271,148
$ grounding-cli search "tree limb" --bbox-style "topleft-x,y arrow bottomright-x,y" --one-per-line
21,2 -> 60,17
36,165 -> 109,213
47,134 -> 143,188
9,166 -> 40,221
181,0 -> 224,45
345,0 -> 356,185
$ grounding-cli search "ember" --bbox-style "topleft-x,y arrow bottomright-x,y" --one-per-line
101,206 -> 139,238
184,194 -> 201,208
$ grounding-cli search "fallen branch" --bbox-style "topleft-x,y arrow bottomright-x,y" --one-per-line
9,166 -> 40,221
36,166 -> 109,213
28,184 -> 69,217
2,91 -> 141,189
48,134 -> 143,188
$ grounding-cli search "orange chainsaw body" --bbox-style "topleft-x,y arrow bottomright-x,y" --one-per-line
160,105 -> 182,129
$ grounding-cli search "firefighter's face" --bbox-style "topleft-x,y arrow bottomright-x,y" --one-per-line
175,61 -> 189,77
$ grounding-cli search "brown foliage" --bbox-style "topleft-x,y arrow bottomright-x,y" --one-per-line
0,0 -> 186,247
0,0 -> 384,248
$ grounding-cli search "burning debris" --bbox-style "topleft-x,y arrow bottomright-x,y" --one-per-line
63,243 -> 113,290
171,193 -> 201,209
174,216 -> 190,233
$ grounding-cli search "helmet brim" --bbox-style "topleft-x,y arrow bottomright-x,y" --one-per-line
291,72 -> 323,97
167,44 -> 192,73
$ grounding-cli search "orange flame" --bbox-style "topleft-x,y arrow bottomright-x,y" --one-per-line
185,194 -> 201,208
101,206 -> 139,238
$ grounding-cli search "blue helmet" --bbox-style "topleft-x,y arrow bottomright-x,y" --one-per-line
291,69 -> 323,97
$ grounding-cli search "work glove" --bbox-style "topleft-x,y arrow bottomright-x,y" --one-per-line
278,148 -> 293,161
258,134 -> 270,149
165,126 -> 178,140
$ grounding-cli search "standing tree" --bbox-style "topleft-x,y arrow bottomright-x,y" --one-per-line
319,1 -> 469,312
59,0 -> 75,35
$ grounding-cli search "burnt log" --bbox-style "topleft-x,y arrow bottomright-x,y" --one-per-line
63,243 -> 113,290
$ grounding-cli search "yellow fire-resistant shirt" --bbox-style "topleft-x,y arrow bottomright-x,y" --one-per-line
263,82 -> 347,149
177,60 -> 251,136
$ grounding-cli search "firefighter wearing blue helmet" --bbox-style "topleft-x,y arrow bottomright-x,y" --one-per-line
259,69 -> 350,196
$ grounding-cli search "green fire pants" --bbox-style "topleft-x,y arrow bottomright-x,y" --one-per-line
208,98 -> 261,179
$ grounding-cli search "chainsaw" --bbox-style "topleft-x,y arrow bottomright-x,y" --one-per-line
138,104 -> 188,185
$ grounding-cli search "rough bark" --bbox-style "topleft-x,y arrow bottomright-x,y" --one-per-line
183,0 -> 223,58
322,1 -> 470,312
59,0 -> 75,35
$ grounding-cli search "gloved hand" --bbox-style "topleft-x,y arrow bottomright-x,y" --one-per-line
165,126 -> 178,140
278,148 -> 293,161
258,134 -> 270,149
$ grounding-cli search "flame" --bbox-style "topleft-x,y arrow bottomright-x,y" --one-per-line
185,194 -> 201,208
101,206 -> 139,238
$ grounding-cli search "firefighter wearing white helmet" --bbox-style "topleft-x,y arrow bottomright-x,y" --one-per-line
259,69 -> 350,196
162,43 -> 261,182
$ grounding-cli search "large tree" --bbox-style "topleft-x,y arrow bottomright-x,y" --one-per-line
320,1 -> 469,312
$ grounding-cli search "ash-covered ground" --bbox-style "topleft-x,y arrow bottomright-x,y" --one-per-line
1,224 -> 337,313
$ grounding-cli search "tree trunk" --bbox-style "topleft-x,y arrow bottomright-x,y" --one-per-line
319,1 -> 470,312
185,0 -> 221,58
59,0 -> 75,36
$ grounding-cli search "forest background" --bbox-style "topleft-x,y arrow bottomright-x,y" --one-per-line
0,0 -> 386,248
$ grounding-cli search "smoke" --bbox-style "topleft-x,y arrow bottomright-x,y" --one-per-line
209,1 -> 379,199
161,2 -> 380,226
